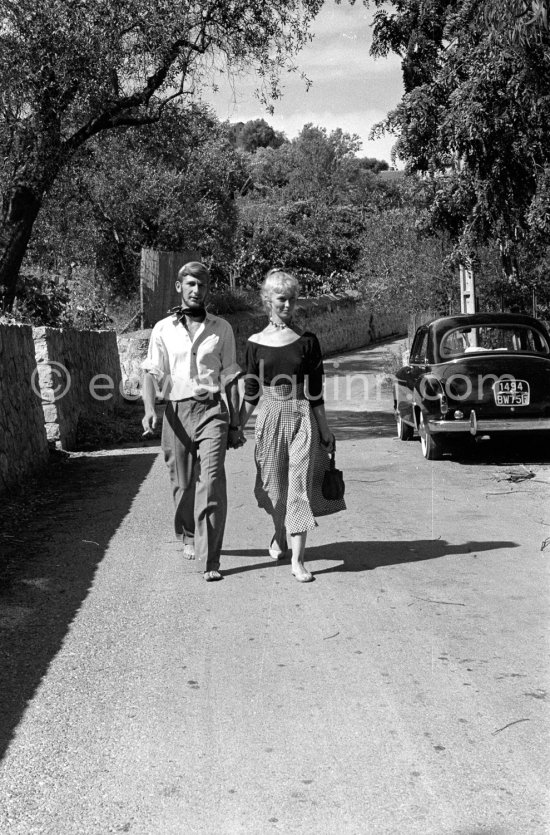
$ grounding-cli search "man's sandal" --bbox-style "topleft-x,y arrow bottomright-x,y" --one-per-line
291,568 -> 314,583
204,570 -> 223,582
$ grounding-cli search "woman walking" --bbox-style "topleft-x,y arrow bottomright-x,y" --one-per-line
239,269 -> 335,582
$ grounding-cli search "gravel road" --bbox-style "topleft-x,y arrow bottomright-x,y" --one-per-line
0,336 -> 549,835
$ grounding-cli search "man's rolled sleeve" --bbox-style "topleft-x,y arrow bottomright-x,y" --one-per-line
219,324 -> 242,387
141,328 -> 168,382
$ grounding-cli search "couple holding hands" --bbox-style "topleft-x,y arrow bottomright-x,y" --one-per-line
142,261 -> 337,584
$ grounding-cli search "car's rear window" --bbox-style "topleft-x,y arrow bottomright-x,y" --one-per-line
440,324 -> 550,358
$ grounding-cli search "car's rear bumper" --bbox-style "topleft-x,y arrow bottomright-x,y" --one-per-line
428,411 -> 550,436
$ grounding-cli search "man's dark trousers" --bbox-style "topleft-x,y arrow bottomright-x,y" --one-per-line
162,395 -> 229,572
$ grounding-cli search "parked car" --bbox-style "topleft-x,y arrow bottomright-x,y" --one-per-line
394,313 -> 550,459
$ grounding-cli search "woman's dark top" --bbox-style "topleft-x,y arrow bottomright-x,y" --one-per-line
244,331 -> 324,406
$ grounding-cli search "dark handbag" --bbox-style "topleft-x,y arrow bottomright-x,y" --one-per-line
310,439 -> 346,517
321,447 -> 345,501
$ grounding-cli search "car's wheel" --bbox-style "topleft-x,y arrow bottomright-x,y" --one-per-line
418,411 -> 444,460
396,411 -> 414,440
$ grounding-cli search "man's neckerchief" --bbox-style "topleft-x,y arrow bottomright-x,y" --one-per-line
171,305 -> 207,323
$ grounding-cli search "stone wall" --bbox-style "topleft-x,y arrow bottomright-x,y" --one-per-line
34,327 -> 123,449
227,295 -> 407,364
285,295 -> 406,357
118,295 -> 408,397
118,329 -> 153,401
0,324 -> 50,493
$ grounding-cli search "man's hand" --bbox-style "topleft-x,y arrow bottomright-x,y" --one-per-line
227,426 -> 246,449
142,372 -> 159,436
142,410 -> 157,437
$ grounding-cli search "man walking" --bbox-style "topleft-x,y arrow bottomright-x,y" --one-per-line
141,261 -> 244,581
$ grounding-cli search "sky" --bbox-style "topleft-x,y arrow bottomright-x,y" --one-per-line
202,2 -> 404,166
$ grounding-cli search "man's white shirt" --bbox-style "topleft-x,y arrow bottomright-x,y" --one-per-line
142,312 -> 241,400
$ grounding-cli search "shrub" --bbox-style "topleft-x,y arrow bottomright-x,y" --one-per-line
10,271 -> 113,330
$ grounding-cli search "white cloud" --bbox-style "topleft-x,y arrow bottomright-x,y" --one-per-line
201,3 -> 404,165
297,45 -> 401,81
305,2 -> 373,39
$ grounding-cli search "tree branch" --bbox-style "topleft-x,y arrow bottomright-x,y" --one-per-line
63,33 -> 209,154
157,86 -> 193,115
104,113 -> 163,129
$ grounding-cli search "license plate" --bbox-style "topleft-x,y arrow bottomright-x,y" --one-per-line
493,379 -> 530,406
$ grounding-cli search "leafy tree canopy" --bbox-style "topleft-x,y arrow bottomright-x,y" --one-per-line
228,119 -> 287,152
29,104 -> 246,295
359,157 -> 390,173
247,123 -> 394,206
225,121 -> 401,290
0,0 -> 324,307
368,0 -> 550,293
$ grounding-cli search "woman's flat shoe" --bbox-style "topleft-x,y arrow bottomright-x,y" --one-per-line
292,569 -> 314,583
269,537 -> 288,560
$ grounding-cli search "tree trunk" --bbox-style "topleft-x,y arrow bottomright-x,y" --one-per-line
0,184 -> 44,311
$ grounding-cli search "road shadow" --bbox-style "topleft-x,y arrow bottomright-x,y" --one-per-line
455,831 -> 509,835
327,410 -> 397,441
324,336 -> 406,375
393,435 -> 550,466
0,450 -> 158,762
448,436 -> 550,466
242,409 -> 397,442
325,357 -> 393,375
221,538 -> 518,576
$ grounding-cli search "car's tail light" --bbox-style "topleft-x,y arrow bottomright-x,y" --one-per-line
448,378 -> 469,398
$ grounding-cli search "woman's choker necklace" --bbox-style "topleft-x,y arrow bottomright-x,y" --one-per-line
269,318 -> 291,330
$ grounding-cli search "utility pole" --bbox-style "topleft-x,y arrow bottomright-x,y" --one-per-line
459,260 -> 476,313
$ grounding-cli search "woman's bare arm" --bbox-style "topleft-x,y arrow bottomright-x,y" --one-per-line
311,403 -> 335,451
